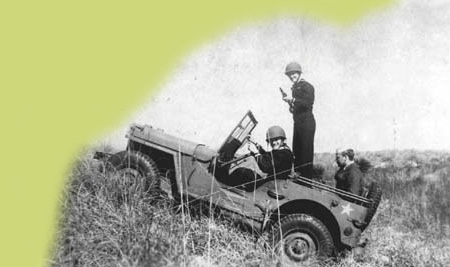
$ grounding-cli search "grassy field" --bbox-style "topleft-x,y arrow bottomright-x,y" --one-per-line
50,149 -> 450,267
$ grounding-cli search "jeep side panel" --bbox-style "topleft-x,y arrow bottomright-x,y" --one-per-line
127,124 -> 217,197
262,181 -> 366,248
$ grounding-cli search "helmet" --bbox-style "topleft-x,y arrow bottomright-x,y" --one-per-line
266,126 -> 286,141
285,62 -> 302,75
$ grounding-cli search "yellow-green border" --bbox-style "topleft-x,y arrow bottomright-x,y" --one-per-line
0,1 -> 394,265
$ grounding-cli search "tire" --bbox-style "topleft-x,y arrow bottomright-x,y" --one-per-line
106,150 -> 160,193
268,214 -> 335,264
364,182 -> 382,229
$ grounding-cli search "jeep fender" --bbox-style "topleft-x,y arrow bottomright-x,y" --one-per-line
268,199 -> 342,249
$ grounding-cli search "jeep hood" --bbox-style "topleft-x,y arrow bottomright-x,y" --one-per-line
127,124 -> 216,162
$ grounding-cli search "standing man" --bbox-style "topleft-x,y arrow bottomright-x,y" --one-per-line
334,148 -> 363,195
282,62 -> 315,179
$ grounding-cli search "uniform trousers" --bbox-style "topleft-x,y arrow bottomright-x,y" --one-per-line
292,113 -> 315,179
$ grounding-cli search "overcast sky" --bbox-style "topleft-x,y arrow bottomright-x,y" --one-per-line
103,0 -> 450,153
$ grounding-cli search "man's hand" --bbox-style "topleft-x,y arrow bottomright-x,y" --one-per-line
280,87 -> 294,113
247,137 -> 259,148
282,97 -> 294,113
247,137 -> 264,155
283,96 -> 294,104
247,142 -> 259,155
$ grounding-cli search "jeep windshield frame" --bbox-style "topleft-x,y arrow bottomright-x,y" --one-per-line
218,110 -> 258,156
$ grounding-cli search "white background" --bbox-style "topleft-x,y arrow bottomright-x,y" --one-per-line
102,0 -> 450,153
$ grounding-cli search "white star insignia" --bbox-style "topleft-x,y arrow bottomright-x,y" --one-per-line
341,203 -> 353,216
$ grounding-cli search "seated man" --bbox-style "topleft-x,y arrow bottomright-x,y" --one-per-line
334,148 -> 363,195
215,126 -> 293,191
251,125 -> 294,180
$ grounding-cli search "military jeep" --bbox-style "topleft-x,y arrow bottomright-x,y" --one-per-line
96,111 -> 381,264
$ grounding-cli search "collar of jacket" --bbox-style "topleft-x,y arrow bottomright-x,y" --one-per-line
293,78 -> 306,86
279,144 -> 291,150
344,161 -> 355,170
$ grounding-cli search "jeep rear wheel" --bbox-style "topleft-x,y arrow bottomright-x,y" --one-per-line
269,214 -> 335,264
106,150 -> 160,193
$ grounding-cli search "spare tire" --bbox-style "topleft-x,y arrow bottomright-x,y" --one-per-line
106,150 -> 160,193
363,182 -> 382,230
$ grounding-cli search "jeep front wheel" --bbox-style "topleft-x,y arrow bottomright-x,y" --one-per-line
269,214 -> 335,264
106,150 -> 160,193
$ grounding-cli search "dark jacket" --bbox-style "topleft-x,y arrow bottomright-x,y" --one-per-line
334,163 -> 363,195
257,145 -> 294,179
291,79 -> 314,118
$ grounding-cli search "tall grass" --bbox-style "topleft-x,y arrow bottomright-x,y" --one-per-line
51,149 -> 450,266
51,154 -> 274,267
